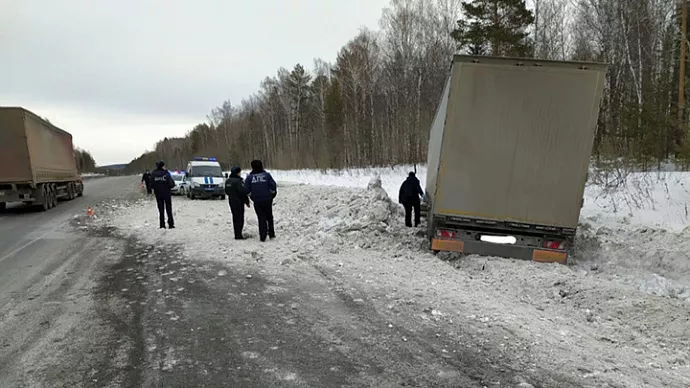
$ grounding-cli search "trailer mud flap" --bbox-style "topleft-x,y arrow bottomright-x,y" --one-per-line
431,238 -> 464,253
531,249 -> 567,264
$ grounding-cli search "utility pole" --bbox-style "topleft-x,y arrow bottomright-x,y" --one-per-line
679,0 -> 687,125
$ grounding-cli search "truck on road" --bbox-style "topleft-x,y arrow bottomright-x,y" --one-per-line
0,107 -> 84,211
424,55 -> 608,264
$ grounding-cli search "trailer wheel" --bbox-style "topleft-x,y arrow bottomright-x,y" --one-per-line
67,183 -> 75,200
51,185 -> 58,207
47,185 -> 54,209
39,184 -> 49,211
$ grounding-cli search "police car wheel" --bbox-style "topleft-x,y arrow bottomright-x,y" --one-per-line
220,195 -> 225,200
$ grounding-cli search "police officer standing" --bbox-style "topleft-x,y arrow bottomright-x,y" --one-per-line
244,159 -> 277,242
224,166 -> 250,240
151,161 -> 175,229
398,171 -> 424,227
141,169 -> 152,195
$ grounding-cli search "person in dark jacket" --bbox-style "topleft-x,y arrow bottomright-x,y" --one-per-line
398,171 -> 424,227
151,161 -> 175,229
141,169 -> 152,195
224,166 -> 250,240
244,159 -> 277,242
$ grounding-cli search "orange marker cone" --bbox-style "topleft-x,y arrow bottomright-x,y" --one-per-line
87,206 -> 93,216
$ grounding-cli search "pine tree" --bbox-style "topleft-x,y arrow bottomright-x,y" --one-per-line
451,0 -> 535,57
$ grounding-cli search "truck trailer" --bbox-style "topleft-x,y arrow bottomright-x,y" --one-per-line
0,107 -> 84,211
424,55 -> 608,264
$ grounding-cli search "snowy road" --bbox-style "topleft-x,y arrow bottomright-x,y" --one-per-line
1,175 -> 689,387
0,178 -> 521,387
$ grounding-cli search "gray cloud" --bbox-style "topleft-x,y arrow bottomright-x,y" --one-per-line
0,0 -> 388,164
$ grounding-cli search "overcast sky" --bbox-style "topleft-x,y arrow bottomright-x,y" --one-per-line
0,0 -> 389,165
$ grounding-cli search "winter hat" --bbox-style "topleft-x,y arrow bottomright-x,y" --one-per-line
156,161 -> 165,168
231,166 -> 241,174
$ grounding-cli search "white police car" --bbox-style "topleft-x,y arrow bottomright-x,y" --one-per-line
183,157 -> 226,200
169,171 -> 185,195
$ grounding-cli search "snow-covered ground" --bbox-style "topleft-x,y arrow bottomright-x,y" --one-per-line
100,166 -> 690,387
81,172 -> 105,179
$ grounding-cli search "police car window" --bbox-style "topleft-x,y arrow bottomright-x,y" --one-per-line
189,165 -> 223,177
171,175 -> 183,181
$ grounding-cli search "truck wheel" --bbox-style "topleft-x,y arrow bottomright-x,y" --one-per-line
47,185 -> 54,208
67,183 -> 75,200
51,185 -> 58,207
39,184 -> 49,211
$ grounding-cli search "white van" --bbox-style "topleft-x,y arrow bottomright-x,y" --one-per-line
183,157 -> 226,200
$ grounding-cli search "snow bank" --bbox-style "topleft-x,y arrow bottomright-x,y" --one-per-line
229,166 -> 690,231
225,165 -> 426,203
581,171 -> 690,232
81,172 -> 105,179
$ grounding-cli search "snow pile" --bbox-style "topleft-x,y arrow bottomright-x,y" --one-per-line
108,179 -> 408,260
309,176 -> 401,233
573,225 -> 690,303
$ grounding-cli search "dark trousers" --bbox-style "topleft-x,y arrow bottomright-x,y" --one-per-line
156,195 -> 174,227
253,200 -> 275,241
229,200 -> 245,239
145,184 -> 152,195
402,197 -> 421,227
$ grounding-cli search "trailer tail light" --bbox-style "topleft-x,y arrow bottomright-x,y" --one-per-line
543,240 -> 565,250
437,229 -> 456,239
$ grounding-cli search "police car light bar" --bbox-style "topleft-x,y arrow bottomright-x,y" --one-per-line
193,157 -> 217,161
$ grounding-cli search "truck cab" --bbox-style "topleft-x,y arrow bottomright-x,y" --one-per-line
183,157 -> 225,200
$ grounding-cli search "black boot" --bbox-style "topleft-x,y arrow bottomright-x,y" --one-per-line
160,225 -> 166,229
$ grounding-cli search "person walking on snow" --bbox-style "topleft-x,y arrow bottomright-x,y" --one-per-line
151,161 -> 175,229
141,169 -> 152,195
224,166 -> 250,240
398,171 -> 424,227
244,159 -> 277,242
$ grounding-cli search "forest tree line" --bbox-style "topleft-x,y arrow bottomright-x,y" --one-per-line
127,0 -> 689,172
74,148 -> 97,173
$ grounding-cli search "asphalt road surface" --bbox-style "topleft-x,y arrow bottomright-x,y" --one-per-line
0,177 -> 574,388
0,176 -> 137,387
